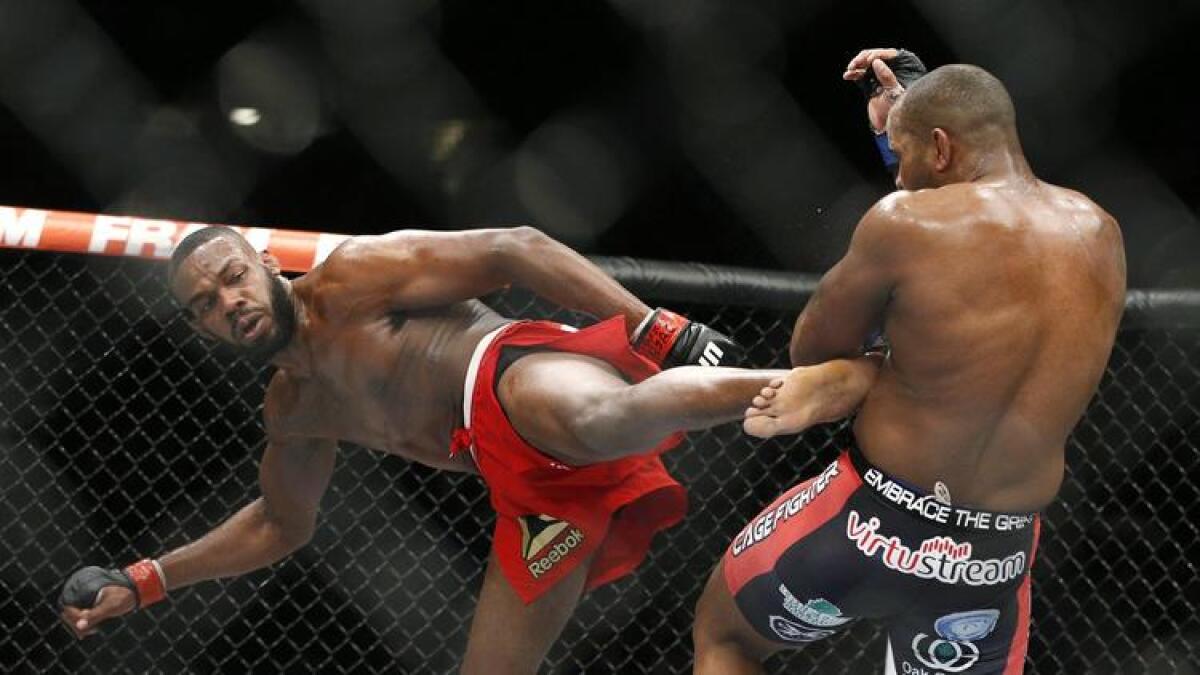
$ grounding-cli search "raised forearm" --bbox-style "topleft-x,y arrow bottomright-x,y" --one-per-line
157,497 -> 310,591
500,227 -> 650,335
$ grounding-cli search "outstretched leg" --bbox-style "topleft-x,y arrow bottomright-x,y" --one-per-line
498,353 -> 792,465
461,549 -> 593,674
743,356 -> 881,439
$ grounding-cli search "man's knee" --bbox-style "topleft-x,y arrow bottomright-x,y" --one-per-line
569,390 -> 635,457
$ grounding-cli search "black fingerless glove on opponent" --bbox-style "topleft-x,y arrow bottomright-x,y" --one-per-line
632,308 -> 744,368
856,50 -> 928,175
60,560 -> 166,609
854,49 -> 928,99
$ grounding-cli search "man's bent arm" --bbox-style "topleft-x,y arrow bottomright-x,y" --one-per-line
160,436 -> 336,589
328,227 -> 651,334
58,434 -> 336,638
790,199 -> 906,366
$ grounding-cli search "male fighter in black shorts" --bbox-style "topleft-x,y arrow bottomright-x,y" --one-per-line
693,54 -> 1126,673
57,224 -> 878,673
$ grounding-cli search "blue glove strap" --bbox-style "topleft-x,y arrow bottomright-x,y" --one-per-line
874,131 -> 899,172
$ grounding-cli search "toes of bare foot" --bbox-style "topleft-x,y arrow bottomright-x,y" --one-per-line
745,406 -> 767,418
759,386 -> 777,400
769,378 -> 784,388
752,395 -> 769,408
743,415 -> 778,439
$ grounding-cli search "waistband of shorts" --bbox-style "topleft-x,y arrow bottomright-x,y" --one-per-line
847,444 -> 1039,534
462,323 -> 513,430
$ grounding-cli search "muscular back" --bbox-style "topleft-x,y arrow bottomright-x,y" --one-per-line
853,182 -> 1125,511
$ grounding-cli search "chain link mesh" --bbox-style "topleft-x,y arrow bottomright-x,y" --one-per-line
1,251 -> 1197,673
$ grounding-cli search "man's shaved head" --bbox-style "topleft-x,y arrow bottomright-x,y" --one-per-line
168,226 -> 255,283
891,64 -> 1019,148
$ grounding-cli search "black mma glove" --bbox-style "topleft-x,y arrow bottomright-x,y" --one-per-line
854,49 -> 927,99
853,49 -> 928,175
632,308 -> 744,368
60,560 -> 166,610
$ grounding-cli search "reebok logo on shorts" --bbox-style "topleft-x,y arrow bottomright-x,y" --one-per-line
519,514 -> 585,578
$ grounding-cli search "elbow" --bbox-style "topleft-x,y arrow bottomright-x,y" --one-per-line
496,225 -> 549,255
789,314 -> 817,366
789,344 -> 804,367
263,507 -> 316,553
484,224 -> 547,269
254,497 -> 315,558
790,341 -> 820,367
489,226 -> 554,275
508,225 -> 545,241
279,521 -> 315,552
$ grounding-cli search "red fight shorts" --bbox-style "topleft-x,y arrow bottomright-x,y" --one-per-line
451,316 -> 688,604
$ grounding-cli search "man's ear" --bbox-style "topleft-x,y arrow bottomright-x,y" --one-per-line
931,128 -> 952,172
260,249 -> 282,275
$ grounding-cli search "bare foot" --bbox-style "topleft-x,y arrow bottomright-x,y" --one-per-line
743,369 -> 818,439
743,358 -> 879,439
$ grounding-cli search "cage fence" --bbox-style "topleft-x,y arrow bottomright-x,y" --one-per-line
0,250 -> 1197,674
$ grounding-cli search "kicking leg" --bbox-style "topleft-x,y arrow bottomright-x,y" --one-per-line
498,353 -> 790,464
743,356 -> 881,439
461,549 -> 592,675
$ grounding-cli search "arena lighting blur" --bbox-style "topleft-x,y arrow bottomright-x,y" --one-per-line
515,117 -> 638,247
228,107 -> 262,127
431,119 -> 468,163
217,39 -> 325,155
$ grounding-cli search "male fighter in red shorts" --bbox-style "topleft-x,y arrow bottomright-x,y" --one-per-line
57,224 -> 878,672
693,56 -> 1126,673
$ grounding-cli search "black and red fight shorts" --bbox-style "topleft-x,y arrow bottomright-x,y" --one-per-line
723,444 -> 1040,674
453,316 -> 687,604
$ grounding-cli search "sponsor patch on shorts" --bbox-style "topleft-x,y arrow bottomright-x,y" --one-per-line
778,585 -> 852,628
905,609 -> 999,673
519,514 -> 585,578
731,460 -> 839,557
768,615 -> 836,643
845,510 -> 1026,586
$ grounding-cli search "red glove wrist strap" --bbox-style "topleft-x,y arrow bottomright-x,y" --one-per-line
634,309 -> 687,364
124,559 -> 166,608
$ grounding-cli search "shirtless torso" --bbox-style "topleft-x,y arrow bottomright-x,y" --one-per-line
849,180 -> 1125,511
263,290 -> 506,474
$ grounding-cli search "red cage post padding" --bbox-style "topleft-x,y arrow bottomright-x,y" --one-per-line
0,205 -> 348,273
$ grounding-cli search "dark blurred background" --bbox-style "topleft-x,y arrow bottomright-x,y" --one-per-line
1,0 -> 1198,285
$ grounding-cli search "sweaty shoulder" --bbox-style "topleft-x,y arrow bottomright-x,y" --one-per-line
1040,183 -> 1121,237
310,235 -> 383,282
851,188 -> 969,256
299,235 -> 402,320
874,184 -> 1006,230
